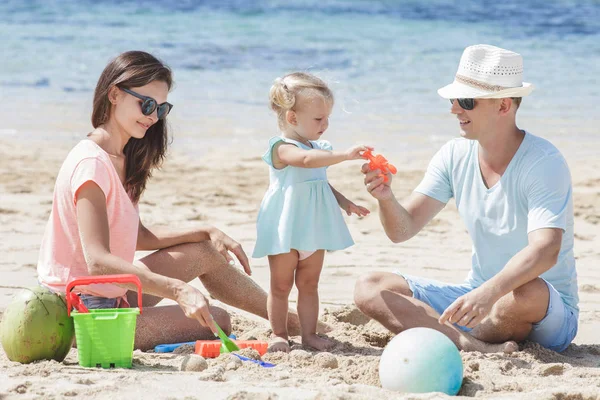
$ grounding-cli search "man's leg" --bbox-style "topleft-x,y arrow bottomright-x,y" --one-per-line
353,272 -> 518,353
470,278 -> 549,343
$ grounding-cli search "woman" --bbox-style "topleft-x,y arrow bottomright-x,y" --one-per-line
37,51 -> 301,350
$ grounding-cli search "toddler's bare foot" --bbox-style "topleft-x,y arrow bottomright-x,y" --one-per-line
302,334 -> 335,351
268,336 -> 291,353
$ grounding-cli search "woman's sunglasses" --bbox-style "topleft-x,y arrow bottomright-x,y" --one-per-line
120,87 -> 173,119
449,98 -> 475,110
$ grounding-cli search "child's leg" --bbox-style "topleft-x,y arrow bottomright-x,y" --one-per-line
295,250 -> 333,351
267,252 -> 298,352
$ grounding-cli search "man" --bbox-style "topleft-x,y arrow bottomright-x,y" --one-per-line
354,44 -> 578,353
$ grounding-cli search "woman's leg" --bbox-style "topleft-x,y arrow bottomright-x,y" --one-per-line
126,241 -> 316,346
266,252 -> 297,352
294,250 -> 333,351
134,304 -> 230,351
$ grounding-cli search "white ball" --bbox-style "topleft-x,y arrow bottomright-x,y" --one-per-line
379,328 -> 463,395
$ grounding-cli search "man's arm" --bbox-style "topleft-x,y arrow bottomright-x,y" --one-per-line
378,192 -> 446,243
439,227 -> 562,327
362,163 -> 446,243
481,227 -> 562,298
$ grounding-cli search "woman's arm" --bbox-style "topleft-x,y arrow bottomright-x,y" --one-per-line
137,221 -> 251,275
137,221 -> 211,251
76,181 -> 217,332
136,221 -> 251,275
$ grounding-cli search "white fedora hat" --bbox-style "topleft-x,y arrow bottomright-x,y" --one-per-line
438,44 -> 534,99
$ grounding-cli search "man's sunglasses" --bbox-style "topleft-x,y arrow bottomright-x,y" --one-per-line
120,87 -> 173,119
449,98 -> 475,110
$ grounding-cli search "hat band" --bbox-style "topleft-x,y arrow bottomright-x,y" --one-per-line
455,74 -> 515,92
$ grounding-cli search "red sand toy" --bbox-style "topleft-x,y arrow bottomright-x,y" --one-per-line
362,149 -> 397,182
194,340 -> 268,358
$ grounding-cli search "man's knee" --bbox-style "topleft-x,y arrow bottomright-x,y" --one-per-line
354,272 -> 411,313
512,278 -> 548,303
492,278 -> 549,323
354,272 -> 382,308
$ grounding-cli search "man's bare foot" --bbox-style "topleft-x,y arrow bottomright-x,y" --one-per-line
268,336 -> 291,353
460,337 -> 518,354
302,334 -> 335,351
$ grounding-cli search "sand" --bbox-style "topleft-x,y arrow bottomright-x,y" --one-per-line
1,137 -> 599,399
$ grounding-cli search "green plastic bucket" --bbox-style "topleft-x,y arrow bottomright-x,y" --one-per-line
67,274 -> 143,369
72,308 -> 140,368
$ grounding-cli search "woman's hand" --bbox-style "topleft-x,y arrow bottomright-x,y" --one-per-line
208,227 -> 252,275
174,283 -> 218,334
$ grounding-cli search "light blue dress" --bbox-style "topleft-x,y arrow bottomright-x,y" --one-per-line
252,136 -> 354,258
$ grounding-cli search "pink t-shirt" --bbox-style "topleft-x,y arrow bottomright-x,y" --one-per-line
37,140 -> 139,298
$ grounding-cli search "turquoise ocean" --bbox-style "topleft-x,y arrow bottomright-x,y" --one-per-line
0,0 -> 598,157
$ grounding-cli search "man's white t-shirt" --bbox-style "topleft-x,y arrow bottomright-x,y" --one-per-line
415,132 -> 578,312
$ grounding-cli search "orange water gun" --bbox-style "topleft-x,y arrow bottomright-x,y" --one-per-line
362,149 -> 397,182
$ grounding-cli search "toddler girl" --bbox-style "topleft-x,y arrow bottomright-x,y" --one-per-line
253,72 -> 370,351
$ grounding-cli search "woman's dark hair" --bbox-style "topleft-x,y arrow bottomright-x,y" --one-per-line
92,51 -> 173,203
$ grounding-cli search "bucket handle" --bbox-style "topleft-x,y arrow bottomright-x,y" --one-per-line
66,274 -> 143,316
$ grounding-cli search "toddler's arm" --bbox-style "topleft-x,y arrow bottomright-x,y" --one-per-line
330,184 -> 370,217
276,143 -> 371,169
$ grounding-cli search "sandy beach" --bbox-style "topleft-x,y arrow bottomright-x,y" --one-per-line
1,135 -> 599,399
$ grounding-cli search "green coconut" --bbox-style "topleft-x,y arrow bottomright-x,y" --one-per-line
0,286 -> 74,363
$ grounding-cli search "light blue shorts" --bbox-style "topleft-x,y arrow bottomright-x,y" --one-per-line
398,273 -> 579,352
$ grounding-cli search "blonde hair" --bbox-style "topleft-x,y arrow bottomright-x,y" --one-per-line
269,72 -> 334,130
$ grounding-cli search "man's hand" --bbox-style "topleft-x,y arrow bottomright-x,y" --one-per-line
439,287 -> 500,329
208,227 -> 251,275
362,163 -> 393,201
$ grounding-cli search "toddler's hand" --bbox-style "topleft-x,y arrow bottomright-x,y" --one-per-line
345,145 -> 373,161
341,198 -> 370,217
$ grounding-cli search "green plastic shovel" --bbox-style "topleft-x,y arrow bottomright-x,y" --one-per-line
215,321 -> 240,353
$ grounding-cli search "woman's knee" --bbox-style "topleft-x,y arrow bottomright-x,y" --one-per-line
183,241 -> 224,273
209,305 -> 231,335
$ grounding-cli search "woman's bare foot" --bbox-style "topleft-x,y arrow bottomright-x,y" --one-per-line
268,336 -> 291,353
302,334 -> 335,351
